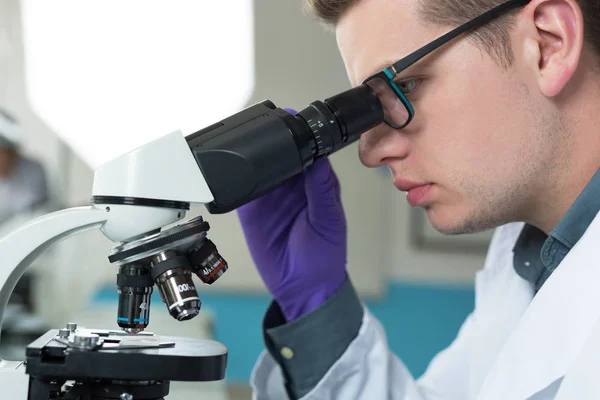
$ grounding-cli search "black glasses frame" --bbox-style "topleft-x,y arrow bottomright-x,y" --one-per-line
362,0 -> 531,129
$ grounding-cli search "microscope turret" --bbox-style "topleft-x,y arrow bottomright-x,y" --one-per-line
109,216 -> 227,333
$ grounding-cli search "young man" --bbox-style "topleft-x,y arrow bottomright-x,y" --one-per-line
237,0 -> 600,398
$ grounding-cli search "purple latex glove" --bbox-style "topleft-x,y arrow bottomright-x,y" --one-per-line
236,109 -> 348,322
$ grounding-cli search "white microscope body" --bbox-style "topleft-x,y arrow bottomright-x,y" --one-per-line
0,131 -> 218,399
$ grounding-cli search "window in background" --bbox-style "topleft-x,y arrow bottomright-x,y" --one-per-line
21,1 -> 255,169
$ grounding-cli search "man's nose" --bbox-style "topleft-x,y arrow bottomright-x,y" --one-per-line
358,125 -> 410,168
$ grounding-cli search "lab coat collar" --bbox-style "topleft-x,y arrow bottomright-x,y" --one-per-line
477,210 -> 600,400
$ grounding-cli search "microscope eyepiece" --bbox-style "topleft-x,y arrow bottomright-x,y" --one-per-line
151,251 -> 201,321
296,84 -> 384,157
186,83 -> 384,214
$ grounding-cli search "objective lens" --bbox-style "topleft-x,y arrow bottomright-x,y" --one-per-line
151,252 -> 201,321
189,239 -> 228,284
116,265 -> 154,334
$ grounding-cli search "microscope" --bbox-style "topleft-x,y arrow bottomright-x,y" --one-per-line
0,84 -> 383,399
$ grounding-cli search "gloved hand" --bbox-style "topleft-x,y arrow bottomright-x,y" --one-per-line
236,109 -> 348,322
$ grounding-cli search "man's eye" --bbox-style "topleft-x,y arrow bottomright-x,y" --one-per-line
395,79 -> 421,95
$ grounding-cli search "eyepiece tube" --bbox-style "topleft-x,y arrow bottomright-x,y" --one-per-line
186,84 -> 384,214
295,84 -> 383,157
324,84 -> 384,151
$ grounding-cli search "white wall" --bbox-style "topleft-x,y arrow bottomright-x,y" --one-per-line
0,0 -> 490,327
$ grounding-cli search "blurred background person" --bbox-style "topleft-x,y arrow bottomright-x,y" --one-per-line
0,108 -> 48,225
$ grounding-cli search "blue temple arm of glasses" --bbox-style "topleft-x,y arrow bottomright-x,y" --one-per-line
382,69 -> 415,115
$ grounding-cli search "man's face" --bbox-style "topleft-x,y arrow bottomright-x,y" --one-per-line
336,0 -> 562,234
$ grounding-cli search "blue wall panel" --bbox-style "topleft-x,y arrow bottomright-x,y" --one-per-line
92,282 -> 474,384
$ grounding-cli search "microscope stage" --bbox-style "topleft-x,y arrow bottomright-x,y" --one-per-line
25,329 -> 227,382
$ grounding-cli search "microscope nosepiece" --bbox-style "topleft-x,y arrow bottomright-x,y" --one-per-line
151,252 -> 201,321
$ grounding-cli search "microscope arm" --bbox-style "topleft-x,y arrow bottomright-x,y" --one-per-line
0,206 -> 108,358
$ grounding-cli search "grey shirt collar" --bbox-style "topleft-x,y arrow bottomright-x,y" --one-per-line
513,168 -> 600,291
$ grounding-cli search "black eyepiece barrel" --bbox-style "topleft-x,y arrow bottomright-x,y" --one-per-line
324,84 -> 384,151
187,83 -> 384,214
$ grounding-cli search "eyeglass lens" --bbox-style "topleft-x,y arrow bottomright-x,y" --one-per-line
365,77 -> 411,127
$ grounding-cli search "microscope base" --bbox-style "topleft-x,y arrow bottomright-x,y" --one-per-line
0,360 -> 28,399
28,377 -> 171,399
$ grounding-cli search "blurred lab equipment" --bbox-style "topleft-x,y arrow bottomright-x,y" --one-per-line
0,109 -> 48,225
0,82 -> 384,398
0,109 -> 50,359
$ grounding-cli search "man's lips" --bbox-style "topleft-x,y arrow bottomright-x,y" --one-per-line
393,178 -> 433,206
393,178 -> 430,192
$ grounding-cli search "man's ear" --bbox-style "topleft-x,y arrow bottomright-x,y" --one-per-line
524,0 -> 585,97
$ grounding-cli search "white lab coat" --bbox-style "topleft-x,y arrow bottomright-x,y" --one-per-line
250,211 -> 600,399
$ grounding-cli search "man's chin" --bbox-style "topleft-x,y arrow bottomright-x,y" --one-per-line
425,207 -> 491,236
428,222 -> 470,236
423,208 -> 460,236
